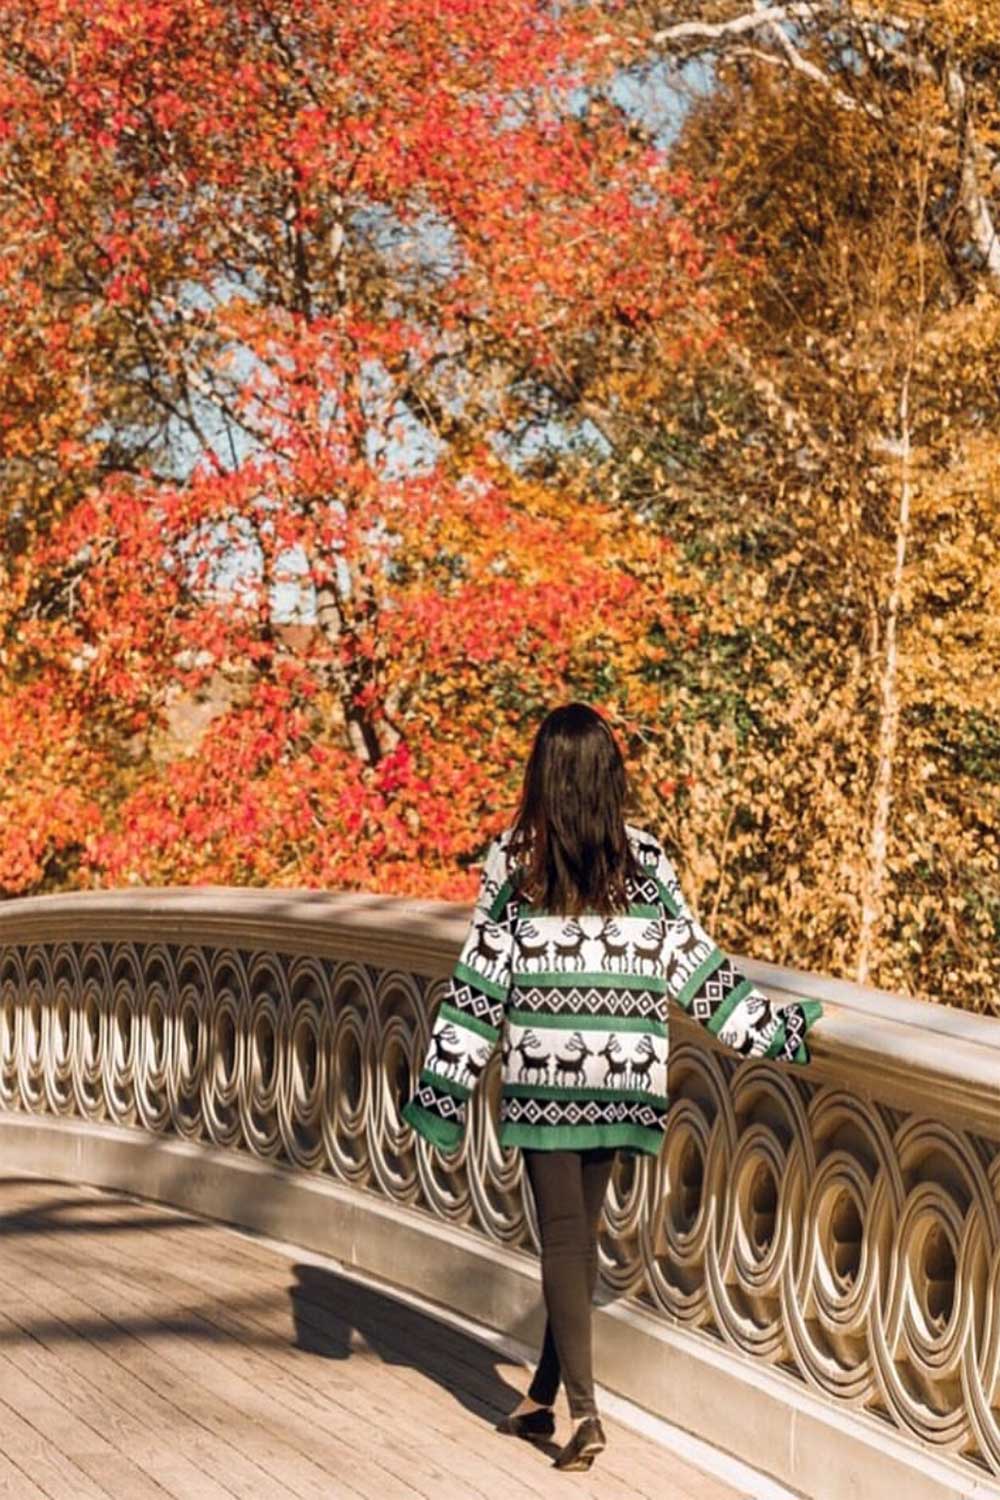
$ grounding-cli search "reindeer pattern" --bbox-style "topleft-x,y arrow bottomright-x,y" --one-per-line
510,911 -> 670,982
498,846 -> 675,1096
408,823 -> 819,1153
511,1028 -> 552,1084
461,1041 -> 494,1087
552,1030 -> 593,1086
468,915 -> 510,982
428,1022 -> 464,1079
505,1022 -> 667,1094
661,912 -> 714,989
717,992 -> 777,1056
432,829 -> 690,1105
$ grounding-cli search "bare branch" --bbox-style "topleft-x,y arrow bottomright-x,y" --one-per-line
652,4 -> 816,47
657,1 -> 882,116
760,12 -> 879,116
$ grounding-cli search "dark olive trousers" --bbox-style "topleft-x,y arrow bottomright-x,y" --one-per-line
523,1147 -> 617,1420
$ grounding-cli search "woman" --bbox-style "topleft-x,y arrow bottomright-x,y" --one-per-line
402,703 -> 821,1473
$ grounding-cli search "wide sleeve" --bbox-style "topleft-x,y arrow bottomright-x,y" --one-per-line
650,841 -> 822,1064
401,837 -> 516,1152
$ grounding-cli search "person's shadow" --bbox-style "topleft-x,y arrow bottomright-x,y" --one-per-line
288,1261 -> 561,1458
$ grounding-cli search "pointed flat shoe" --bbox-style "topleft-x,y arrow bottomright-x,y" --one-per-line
495,1406 -> 556,1440
553,1415 -> 606,1471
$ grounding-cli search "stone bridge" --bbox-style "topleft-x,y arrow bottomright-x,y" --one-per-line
0,888 -> 998,1500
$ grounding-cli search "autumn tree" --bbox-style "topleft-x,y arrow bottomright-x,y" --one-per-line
594,1 -> 1000,1008
0,0 -> 727,896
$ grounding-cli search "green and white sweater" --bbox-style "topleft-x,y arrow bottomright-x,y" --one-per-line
402,826 -> 822,1157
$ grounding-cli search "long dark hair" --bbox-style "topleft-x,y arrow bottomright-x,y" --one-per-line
509,703 -> 640,916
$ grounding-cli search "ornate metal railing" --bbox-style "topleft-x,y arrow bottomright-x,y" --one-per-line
1,887 -> 999,1492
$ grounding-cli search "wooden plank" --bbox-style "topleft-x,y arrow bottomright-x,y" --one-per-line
0,1177 -> 745,1500
0,1313 -> 236,1500
0,1296 -> 296,1500
12,1211 -> 572,1500
0,1412 -> 63,1500
81,1200 -> 743,1500
2,1181 -> 526,1427
0,1320 -> 175,1500
0,1246 -> 498,1500
0,1201 -> 571,1500
0,1224 -> 427,1500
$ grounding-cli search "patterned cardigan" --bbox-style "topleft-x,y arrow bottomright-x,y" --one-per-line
402,825 -> 822,1156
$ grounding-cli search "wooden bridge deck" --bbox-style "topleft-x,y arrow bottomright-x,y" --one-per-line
0,1176 -> 750,1500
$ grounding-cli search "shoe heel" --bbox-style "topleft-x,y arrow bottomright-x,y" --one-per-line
553,1416 -> 605,1471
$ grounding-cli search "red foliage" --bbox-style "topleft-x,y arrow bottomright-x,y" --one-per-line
0,0 -> 730,897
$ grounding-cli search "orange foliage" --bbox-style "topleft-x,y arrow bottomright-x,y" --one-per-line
0,0 -> 724,898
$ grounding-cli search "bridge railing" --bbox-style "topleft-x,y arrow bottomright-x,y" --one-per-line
1,887 -> 998,1500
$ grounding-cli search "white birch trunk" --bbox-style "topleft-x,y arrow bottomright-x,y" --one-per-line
855,371 -> 912,985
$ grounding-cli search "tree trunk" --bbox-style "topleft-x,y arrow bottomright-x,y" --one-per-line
313,574 -> 383,767
855,371 -> 912,985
